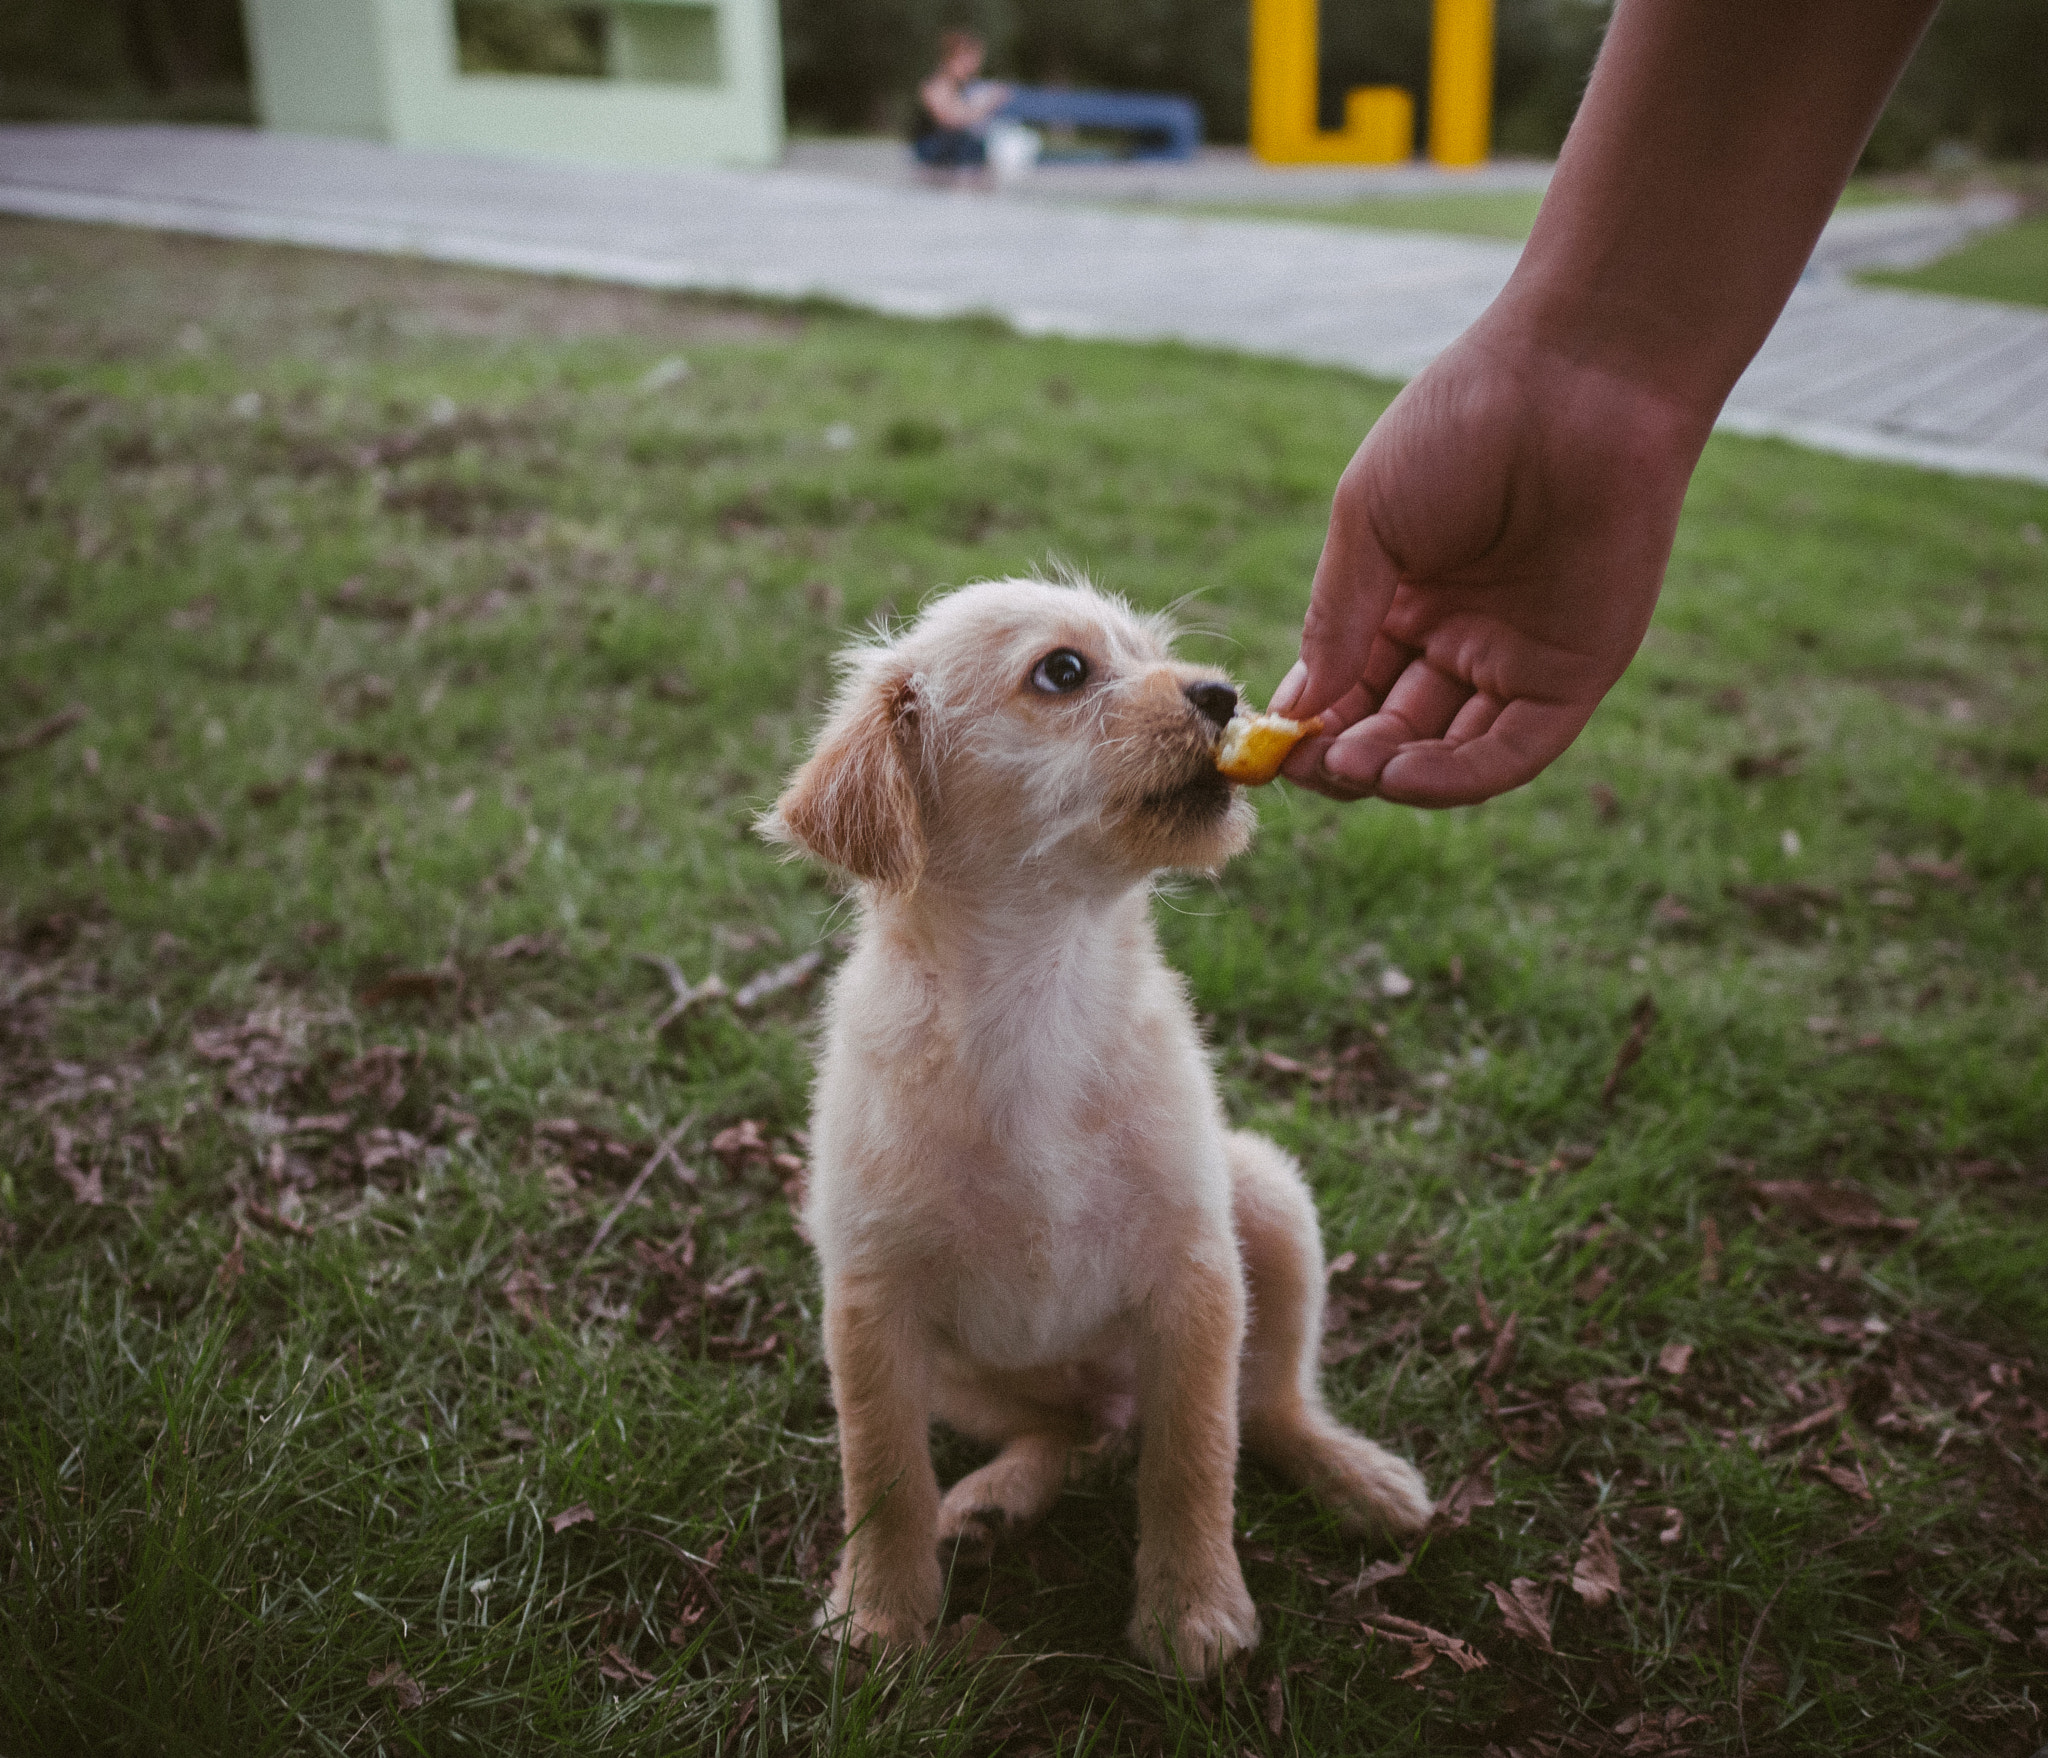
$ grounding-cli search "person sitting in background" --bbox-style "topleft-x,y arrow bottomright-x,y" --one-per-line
913,31 -> 1011,177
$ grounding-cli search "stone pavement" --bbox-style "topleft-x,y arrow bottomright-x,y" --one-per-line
2,124 -> 2043,487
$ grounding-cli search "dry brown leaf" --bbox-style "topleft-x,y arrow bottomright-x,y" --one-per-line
1338,1555 -> 1411,1598
1902,854 -> 1969,887
1574,1264 -> 1615,1303
328,1045 -> 412,1112
1658,1341 -> 1695,1377
1699,1216 -> 1722,1285
1481,1310 -> 1520,1383
598,1643 -> 656,1686
710,1119 -> 771,1172
0,703 -> 87,762
1806,1458 -> 1873,1502
940,1613 -> 1005,1663
367,1662 -> 425,1711
1761,1385 -> 1848,1453
1364,1612 -> 1488,1676
501,1266 -> 553,1324
1600,992 -> 1658,1107
215,1235 -> 246,1295
1486,1577 -> 1556,1652
246,1199 -> 311,1238
1974,1606 -> 2021,1645
705,1330 -> 781,1362
1746,1179 -> 1917,1235
358,968 -> 455,1008
488,932 -> 562,961
549,1502 -> 596,1534
1888,1598 -> 1923,1643
1573,1519 -> 1622,1608
50,1125 -> 104,1206
1730,744 -> 1804,781
1563,1381 -> 1609,1423
1431,1457 -> 1498,1531
1264,1674 -> 1285,1737
1615,1706 -> 1710,1755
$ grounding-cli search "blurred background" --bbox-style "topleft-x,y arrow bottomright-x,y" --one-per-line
2,0 -> 2043,169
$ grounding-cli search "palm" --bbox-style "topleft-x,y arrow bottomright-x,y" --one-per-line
1276,327 -> 1703,806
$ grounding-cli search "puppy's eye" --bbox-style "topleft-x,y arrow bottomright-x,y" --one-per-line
1030,649 -> 1090,694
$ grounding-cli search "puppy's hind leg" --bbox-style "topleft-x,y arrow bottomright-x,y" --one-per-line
936,1429 -> 1078,1560
1228,1131 -> 1434,1538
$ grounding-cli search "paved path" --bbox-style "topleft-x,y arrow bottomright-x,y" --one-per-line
3,124 -> 2044,487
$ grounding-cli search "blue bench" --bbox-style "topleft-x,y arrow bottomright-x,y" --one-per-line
994,86 -> 1203,162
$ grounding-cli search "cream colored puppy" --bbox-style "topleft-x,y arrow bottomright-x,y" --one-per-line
764,577 -> 1432,1676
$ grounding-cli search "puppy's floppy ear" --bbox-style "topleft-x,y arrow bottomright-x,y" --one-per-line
762,658 -> 925,890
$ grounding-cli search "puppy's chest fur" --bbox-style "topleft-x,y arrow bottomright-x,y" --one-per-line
810,902 -> 1231,1371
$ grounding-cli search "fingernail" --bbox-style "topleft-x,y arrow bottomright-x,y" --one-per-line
1270,662 -> 1307,714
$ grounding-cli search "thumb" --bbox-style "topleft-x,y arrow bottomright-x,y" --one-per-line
1272,486 -> 1402,721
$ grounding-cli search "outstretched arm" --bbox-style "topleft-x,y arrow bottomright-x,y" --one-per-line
1273,0 -> 1940,806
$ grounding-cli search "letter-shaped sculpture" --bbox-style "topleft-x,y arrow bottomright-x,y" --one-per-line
1251,0 -> 1493,167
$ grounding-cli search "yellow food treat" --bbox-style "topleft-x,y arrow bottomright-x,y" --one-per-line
1215,712 -> 1324,785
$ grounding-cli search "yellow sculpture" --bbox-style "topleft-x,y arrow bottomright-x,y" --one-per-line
1251,0 -> 1493,167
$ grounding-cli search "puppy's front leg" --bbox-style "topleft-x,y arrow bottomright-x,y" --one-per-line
821,1279 -> 941,1652
1129,1248 -> 1259,1675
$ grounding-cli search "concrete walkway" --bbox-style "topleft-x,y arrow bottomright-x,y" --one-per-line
3,124 -> 2044,488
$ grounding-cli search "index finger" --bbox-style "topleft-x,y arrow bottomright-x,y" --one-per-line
1276,485 -> 1403,724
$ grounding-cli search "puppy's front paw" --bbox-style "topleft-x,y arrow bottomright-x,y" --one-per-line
817,1559 -> 939,1654
1128,1560 -> 1259,1676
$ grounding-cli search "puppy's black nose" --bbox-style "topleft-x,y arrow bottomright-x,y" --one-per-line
1183,680 -> 1238,729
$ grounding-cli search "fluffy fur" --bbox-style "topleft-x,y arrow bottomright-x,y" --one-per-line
764,577 -> 1432,1675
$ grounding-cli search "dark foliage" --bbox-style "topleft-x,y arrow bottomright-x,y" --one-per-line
0,0 -> 2040,164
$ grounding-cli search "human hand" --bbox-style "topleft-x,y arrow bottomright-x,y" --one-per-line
1270,318 -> 1711,807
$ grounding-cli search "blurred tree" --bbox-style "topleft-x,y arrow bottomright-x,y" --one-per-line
0,0 -> 246,93
0,0 -> 2040,165
1863,0 -> 2048,167
0,0 -> 247,119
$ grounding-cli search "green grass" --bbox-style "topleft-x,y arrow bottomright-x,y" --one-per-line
1162,177 -> 1925,244
3,215 -> 2046,1757
1175,189 -> 1548,240
1861,211 -> 2048,309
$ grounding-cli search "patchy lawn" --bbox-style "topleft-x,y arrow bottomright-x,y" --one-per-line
1149,175 -> 1932,246
2,215 -> 2045,1758
1861,211 -> 2048,309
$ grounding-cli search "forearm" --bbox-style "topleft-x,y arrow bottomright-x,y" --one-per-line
1492,0 -> 1939,423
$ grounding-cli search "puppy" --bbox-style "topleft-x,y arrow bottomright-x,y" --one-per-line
764,577 -> 1432,1676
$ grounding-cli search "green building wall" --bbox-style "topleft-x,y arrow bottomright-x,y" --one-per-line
242,0 -> 785,168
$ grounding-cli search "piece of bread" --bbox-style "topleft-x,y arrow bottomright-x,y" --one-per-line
1215,712 -> 1324,786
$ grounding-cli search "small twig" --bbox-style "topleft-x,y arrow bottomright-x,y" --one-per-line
612,1526 -> 725,1611
580,1113 -> 696,1266
1600,992 -> 1658,1108
0,704 -> 86,762
1268,1605 -> 1360,1627
637,953 -> 728,1033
